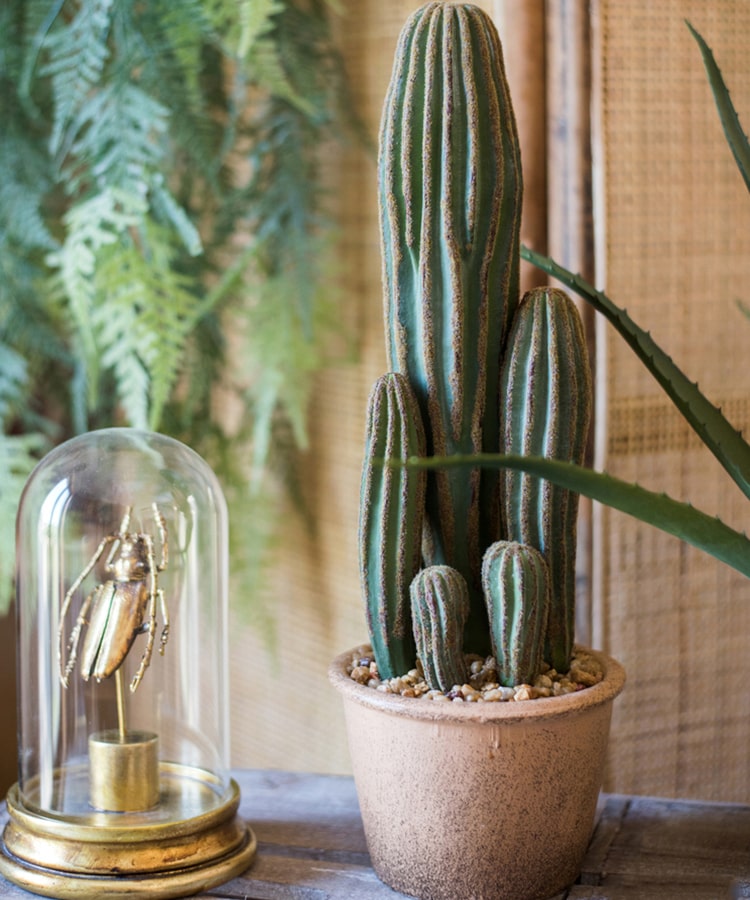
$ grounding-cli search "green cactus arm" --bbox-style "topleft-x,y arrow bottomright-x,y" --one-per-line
500,288 -> 591,671
482,541 -> 549,687
397,453 -> 750,581
521,246 -> 750,502
410,565 -> 469,692
360,373 -> 426,679
687,21 -> 750,194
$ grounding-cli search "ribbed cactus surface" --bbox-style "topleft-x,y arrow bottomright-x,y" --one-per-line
499,288 -> 592,672
482,541 -> 550,687
360,3 -> 591,689
410,565 -> 470,692
359,373 -> 427,679
379,1 -> 523,648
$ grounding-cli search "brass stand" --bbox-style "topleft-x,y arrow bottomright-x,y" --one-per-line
0,764 -> 256,899
89,729 -> 160,811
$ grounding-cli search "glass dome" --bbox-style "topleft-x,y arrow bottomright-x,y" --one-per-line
2,428 -> 254,898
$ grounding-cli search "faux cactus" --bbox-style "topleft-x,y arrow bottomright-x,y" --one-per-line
379,0 -> 522,648
410,566 -> 469,692
482,541 -> 550,688
500,288 -> 592,672
359,373 -> 427,679
359,1 -> 592,689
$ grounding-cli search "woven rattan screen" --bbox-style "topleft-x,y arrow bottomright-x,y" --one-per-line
592,1 -> 750,800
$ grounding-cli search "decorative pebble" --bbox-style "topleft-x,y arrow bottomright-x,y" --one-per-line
346,646 -> 604,702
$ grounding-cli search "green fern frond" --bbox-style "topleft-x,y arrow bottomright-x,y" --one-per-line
246,37 -> 315,115
204,0 -> 281,59
92,225 -> 201,430
65,82 -> 169,196
144,0 -> 211,115
17,0 -> 64,115
0,344 -> 29,424
0,433 -> 47,612
236,0 -> 283,58
0,133 -> 57,251
0,180 -> 55,253
240,253 -> 340,473
47,187 -> 146,389
41,0 -> 114,159
149,176 -> 203,257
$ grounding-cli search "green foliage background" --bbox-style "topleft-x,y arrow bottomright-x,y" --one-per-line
0,0 -> 353,618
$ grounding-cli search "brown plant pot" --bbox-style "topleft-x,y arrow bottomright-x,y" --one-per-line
329,646 -> 625,900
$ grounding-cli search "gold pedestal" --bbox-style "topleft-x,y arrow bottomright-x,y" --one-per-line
89,729 -> 160,812
0,763 -> 256,899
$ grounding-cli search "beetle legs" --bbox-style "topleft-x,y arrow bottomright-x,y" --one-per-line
153,503 -> 168,572
129,533 -> 159,693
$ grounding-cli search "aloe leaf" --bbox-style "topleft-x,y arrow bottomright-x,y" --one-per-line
398,453 -> 750,581
521,246 -> 750,502
687,20 -> 750,195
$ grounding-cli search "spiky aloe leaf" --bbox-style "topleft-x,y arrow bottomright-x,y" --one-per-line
410,565 -> 469,692
359,373 -> 427,679
687,21 -> 750,194
482,541 -> 549,687
500,288 -> 591,671
521,246 -> 750,503
399,453 -> 750,581
379,2 -> 522,648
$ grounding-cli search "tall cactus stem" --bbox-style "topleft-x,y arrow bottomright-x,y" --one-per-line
499,288 -> 592,672
410,565 -> 470,692
482,541 -> 550,688
359,373 -> 427,679
379,2 -> 523,649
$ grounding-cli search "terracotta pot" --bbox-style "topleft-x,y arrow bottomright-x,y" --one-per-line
329,646 -> 625,900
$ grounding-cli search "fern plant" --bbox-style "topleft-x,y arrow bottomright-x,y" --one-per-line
0,0 -> 353,614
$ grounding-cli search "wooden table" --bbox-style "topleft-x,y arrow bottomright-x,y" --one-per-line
0,770 -> 749,898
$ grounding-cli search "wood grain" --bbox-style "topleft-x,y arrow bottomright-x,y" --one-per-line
0,773 -> 749,898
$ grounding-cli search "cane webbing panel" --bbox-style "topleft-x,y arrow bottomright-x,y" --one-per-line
592,0 -> 750,800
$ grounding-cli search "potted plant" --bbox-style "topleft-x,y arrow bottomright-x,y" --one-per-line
329,4 -> 626,899
330,4 -> 750,900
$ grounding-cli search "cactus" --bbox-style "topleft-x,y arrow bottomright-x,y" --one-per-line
358,8 -> 750,695
500,288 -> 592,672
379,0 -> 522,649
482,541 -> 550,688
359,373 -> 427,679
410,566 -> 469,692
359,2 -> 590,688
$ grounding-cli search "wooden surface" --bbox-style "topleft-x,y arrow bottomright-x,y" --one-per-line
0,771 -> 749,898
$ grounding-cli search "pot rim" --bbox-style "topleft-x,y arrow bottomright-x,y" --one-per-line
329,644 -> 625,725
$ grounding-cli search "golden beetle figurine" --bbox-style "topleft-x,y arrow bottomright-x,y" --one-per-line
58,503 -> 169,693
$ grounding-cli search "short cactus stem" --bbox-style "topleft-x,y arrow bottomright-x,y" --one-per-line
359,373 -> 427,679
499,287 -> 592,672
481,541 -> 550,688
379,1 -> 522,648
410,565 -> 470,692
